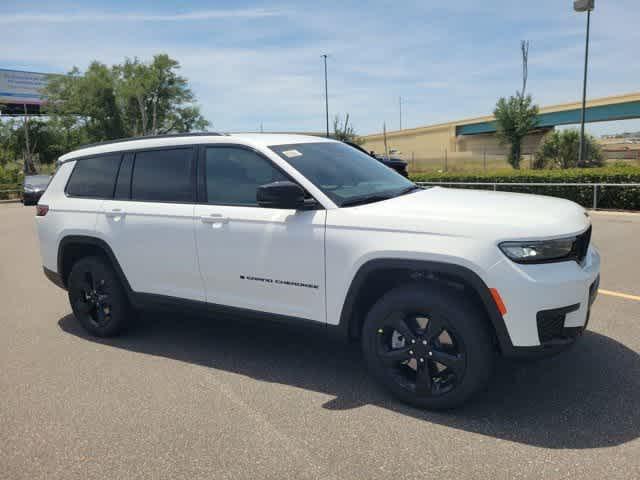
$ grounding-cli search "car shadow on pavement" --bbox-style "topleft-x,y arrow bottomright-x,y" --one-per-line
58,311 -> 640,450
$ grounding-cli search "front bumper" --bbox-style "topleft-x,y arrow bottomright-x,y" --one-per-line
488,244 -> 600,357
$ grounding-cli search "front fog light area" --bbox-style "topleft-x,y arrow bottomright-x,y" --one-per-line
499,237 -> 575,264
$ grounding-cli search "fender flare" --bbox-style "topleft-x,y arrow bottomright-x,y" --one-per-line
338,258 -> 514,353
57,235 -> 133,295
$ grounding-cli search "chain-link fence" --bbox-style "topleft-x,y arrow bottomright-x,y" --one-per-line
403,148 -> 640,174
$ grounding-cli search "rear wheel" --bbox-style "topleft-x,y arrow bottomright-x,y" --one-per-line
68,256 -> 131,337
361,284 -> 494,409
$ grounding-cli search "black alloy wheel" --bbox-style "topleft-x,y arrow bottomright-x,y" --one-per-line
362,284 -> 494,409
68,256 -> 131,337
73,269 -> 113,329
375,312 -> 465,397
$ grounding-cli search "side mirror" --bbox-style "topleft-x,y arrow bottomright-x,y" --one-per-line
257,181 -> 306,209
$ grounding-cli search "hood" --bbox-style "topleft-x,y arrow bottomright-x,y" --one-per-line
329,186 -> 590,241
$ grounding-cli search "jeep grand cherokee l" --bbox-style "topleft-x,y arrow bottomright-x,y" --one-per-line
36,132 -> 600,409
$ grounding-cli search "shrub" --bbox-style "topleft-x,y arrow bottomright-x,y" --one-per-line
410,166 -> 640,210
533,129 -> 604,169
0,162 -> 24,199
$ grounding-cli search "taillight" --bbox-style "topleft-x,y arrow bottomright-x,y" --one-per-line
36,204 -> 49,216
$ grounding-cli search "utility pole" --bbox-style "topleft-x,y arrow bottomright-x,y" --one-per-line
321,54 -> 329,138
399,96 -> 402,130
574,0 -> 594,166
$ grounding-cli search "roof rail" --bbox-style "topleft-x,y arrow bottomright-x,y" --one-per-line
74,132 -> 225,151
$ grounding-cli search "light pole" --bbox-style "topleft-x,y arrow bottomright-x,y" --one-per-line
321,54 -> 329,138
399,96 -> 403,130
574,0 -> 594,166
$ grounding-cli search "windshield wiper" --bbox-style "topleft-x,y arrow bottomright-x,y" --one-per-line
340,185 -> 423,207
340,194 -> 396,207
395,185 -> 423,196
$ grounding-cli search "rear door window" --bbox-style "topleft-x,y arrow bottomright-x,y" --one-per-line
66,154 -> 122,198
131,148 -> 194,203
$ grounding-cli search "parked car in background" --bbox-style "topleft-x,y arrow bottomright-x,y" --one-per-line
22,175 -> 51,206
374,154 -> 409,177
343,141 -> 409,177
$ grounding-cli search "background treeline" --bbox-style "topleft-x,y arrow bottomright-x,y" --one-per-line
0,54 -> 208,172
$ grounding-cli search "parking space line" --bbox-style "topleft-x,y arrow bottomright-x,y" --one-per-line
599,289 -> 640,302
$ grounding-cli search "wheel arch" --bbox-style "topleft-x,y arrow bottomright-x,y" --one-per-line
338,258 -> 514,354
57,235 -> 133,295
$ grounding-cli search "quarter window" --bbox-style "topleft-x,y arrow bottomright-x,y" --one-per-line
205,147 -> 287,206
66,154 -> 122,198
131,148 -> 193,202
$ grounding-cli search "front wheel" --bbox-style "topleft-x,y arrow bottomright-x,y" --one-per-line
68,256 -> 132,337
361,284 -> 494,409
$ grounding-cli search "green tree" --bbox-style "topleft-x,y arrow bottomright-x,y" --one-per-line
45,63 -> 126,142
494,94 -> 539,169
44,54 -> 209,142
0,120 -> 15,166
533,129 -> 604,169
493,40 -> 539,169
332,113 -> 362,144
115,54 -> 209,136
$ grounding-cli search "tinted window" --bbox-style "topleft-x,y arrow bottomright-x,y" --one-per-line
114,153 -> 133,199
66,154 -> 122,198
131,148 -> 193,202
270,142 -> 413,206
205,147 -> 287,206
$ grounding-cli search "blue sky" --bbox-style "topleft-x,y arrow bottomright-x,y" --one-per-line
1,0 -> 639,135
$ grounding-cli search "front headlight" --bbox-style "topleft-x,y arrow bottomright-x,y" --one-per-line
499,237 -> 576,264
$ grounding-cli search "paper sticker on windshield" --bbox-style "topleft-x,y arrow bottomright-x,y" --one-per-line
282,149 -> 303,158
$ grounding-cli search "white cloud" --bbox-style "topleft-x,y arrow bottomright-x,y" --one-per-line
0,8 -> 283,24
1,0 -> 638,134
417,81 -> 450,89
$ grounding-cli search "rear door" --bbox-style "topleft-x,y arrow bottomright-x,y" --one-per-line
96,147 -> 204,301
63,153 -> 123,237
194,145 -> 326,322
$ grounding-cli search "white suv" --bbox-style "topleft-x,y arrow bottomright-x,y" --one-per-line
36,133 -> 600,409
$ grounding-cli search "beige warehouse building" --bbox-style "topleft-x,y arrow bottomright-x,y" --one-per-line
361,92 -> 640,170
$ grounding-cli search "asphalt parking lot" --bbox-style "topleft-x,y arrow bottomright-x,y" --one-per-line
1,202 -> 639,480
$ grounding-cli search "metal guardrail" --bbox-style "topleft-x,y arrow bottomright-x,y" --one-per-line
415,181 -> 640,210
0,189 -> 21,203
2,183 -> 640,210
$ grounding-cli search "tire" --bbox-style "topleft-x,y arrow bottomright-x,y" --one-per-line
67,256 -> 132,337
361,283 -> 494,409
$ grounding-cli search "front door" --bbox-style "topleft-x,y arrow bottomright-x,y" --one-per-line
194,145 -> 326,322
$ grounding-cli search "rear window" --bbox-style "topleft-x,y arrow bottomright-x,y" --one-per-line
66,154 -> 122,198
131,148 -> 193,203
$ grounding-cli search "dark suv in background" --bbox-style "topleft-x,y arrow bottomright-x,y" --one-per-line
344,141 -> 408,177
22,175 -> 51,205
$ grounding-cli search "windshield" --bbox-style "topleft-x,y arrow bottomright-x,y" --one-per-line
269,142 -> 415,206
25,175 -> 50,187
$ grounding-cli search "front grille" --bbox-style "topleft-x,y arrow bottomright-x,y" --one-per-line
572,226 -> 592,264
536,304 -> 580,343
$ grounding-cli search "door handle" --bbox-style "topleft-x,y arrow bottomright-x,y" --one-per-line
105,208 -> 126,218
200,214 -> 229,224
